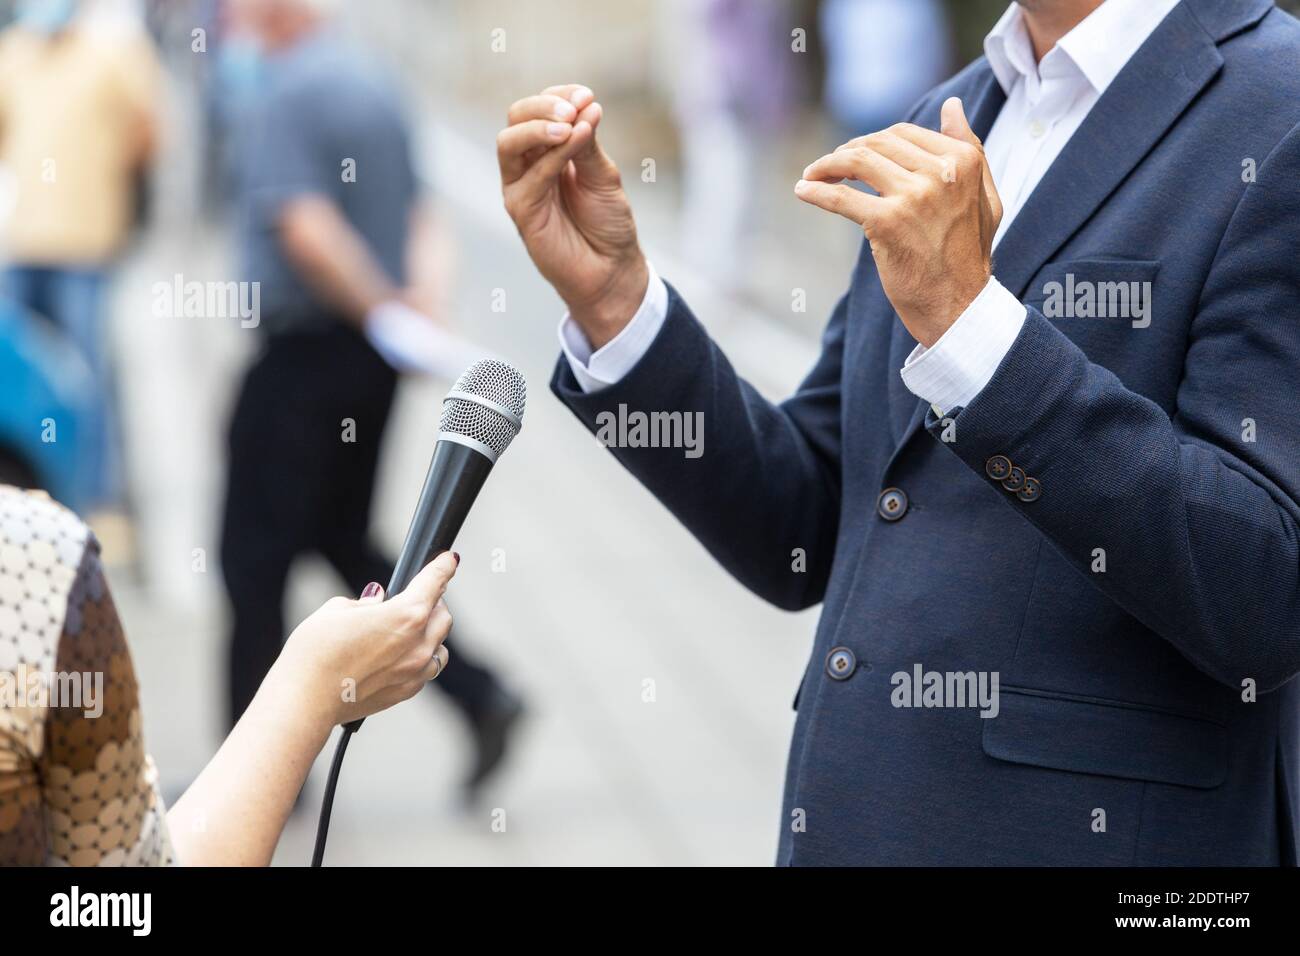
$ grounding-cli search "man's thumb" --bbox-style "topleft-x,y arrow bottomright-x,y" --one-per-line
940,96 -> 980,147
571,105 -> 619,185
939,95 -> 997,206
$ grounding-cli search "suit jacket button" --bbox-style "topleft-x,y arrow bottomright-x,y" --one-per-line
825,646 -> 857,681
1001,466 -> 1026,492
877,487 -> 908,521
985,455 -> 1012,481
1017,476 -> 1042,502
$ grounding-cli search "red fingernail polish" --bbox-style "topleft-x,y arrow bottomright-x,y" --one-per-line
361,582 -> 381,598
452,551 -> 461,566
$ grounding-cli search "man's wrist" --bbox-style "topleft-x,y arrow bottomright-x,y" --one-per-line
899,275 -> 1026,413
907,268 -> 992,348
568,254 -> 650,350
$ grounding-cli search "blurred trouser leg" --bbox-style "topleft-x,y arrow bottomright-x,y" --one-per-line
220,336 -> 319,726
1,266 -> 45,313
3,266 -> 117,507
48,268 -> 116,507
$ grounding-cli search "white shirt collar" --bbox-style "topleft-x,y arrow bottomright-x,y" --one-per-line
984,0 -> 1183,98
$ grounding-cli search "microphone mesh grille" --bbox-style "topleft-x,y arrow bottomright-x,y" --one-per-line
439,360 -> 527,458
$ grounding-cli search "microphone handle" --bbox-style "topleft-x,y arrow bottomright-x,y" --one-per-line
388,439 -> 494,594
344,438 -> 494,733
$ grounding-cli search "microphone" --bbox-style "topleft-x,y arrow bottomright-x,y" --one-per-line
312,359 -> 526,866
375,358 -> 528,624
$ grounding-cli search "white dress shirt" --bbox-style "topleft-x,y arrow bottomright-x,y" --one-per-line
559,0 -> 1182,410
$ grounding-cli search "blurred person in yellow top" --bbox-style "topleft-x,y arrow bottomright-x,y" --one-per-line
0,0 -> 161,526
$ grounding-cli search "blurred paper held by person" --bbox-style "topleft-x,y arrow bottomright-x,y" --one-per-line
0,485 -> 458,866
0,0 -> 161,542
222,0 -> 521,800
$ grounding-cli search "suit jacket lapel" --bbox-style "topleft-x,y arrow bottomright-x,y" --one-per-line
890,1 -> 1224,452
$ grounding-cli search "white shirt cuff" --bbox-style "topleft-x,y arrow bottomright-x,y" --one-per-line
558,261 -> 669,393
898,277 -> 1027,414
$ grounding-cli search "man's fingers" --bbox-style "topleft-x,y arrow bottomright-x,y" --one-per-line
569,102 -> 619,185
541,84 -> 594,110
794,179 -> 885,229
939,96 -> 979,147
506,93 -> 578,126
939,96 -> 999,213
838,131 -> 948,178
498,119 -> 574,182
802,147 -> 913,195
502,119 -> 593,224
516,118 -> 595,194
887,108 -> 997,203
499,86 -> 602,191
885,121 -> 959,156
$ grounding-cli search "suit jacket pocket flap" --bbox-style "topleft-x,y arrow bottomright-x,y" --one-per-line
982,688 -> 1226,789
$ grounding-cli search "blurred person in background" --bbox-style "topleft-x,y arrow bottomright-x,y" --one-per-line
203,0 -> 264,213
821,0 -> 954,142
221,0 -> 522,801
671,0 -> 796,293
0,0 -> 160,537
0,484 -> 458,866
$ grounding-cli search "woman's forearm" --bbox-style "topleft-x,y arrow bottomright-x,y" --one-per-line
166,660 -> 334,866
163,557 -> 457,865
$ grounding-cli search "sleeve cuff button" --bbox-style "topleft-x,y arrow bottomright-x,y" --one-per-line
1016,477 -> 1042,502
985,455 -> 1013,481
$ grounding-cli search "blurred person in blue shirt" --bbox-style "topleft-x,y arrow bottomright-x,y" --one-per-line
221,0 -> 522,799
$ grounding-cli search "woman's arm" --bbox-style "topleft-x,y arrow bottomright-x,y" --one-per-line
4,489 -> 457,866
166,554 -> 457,866
162,659 -> 333,867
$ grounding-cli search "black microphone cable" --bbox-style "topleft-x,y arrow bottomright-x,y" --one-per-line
312,566 -> 404,867
311,722 -> 355,866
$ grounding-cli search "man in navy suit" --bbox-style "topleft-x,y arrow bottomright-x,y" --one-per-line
497,0 -> 1300,864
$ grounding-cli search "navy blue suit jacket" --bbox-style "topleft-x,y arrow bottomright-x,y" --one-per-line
552,0 -> 1300,865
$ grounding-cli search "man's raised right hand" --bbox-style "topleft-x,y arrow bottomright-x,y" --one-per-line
498,84 -> 649,350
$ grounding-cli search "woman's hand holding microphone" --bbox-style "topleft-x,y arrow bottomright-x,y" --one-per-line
167,551 -> 460,865
273,550 -> 459,729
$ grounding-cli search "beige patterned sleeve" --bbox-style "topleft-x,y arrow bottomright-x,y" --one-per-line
0,487 -> 175,866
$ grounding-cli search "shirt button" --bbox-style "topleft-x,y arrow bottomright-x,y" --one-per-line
876,487 -> 908,522
825,646 -> 857,681
985,455 -> 1013,482
1029,119 -> 1046,138
1001,465 -> 1026,493
1017,476 -> 1043,502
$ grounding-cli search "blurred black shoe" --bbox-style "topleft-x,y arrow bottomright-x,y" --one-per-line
463,687 -> 524,800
